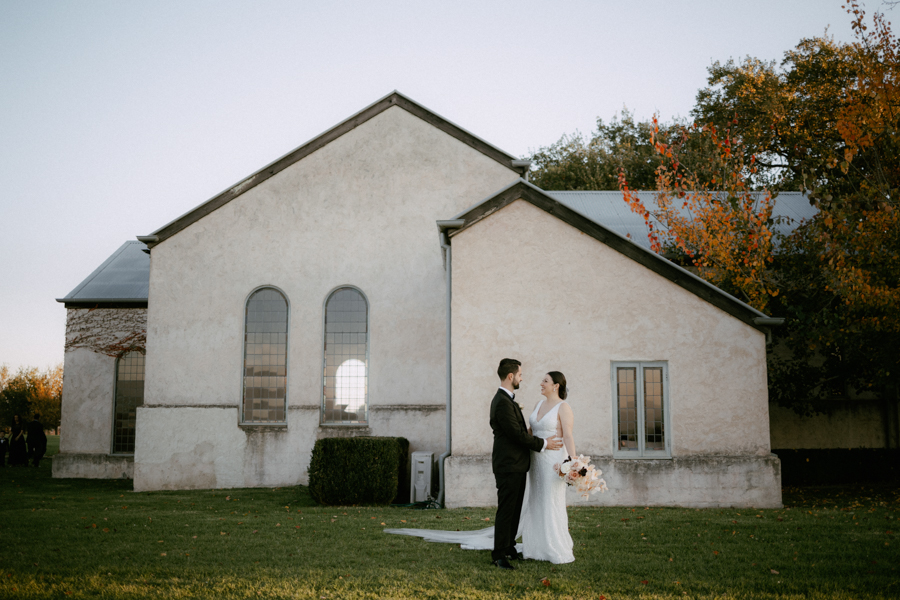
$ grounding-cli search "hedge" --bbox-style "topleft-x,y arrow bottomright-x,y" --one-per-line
308,436 -> 409,506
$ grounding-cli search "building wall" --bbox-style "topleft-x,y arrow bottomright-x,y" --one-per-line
445,200 -> 780,508
134,106 -> 519,491
54,307 -> 146,479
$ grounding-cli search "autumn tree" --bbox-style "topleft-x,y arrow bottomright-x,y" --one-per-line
0,364 -> 63,430
623,2 -> 899,414
619,117 -> 779,312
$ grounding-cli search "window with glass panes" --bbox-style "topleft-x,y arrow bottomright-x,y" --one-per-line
322,287 -> 368,424
242,288 -> 288,424
113,351 -> 145,454
612,362 -> 670,457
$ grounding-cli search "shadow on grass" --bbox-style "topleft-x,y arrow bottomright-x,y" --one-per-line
0,456 -> 897,599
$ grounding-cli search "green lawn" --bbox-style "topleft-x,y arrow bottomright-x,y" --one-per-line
0,453 -> 897,600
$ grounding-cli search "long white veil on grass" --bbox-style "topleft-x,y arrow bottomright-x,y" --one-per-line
384,474 -> 531,551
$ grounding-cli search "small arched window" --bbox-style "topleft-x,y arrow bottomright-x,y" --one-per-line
242,287 -> 288,424
322,287 -> 368,424
113,351 -> 145,454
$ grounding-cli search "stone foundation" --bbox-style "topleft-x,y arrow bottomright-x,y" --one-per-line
52,453 -> 134,479
445,454 -> 782,509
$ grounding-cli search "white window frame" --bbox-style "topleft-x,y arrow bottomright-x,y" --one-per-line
320,285 -> 369,426
611,361 -> 671,459
240,286 -> 290,426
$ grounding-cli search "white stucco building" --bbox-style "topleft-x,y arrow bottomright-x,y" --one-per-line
55,92 -> 787,507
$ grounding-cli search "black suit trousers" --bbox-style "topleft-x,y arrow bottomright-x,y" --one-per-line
492,471 -> 527,561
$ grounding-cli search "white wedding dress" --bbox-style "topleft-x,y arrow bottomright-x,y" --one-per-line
385,400 -> 575,564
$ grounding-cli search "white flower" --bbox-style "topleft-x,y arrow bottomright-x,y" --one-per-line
517,402 -> 524,411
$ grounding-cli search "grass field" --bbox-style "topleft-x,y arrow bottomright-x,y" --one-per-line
0,442 -> 897,599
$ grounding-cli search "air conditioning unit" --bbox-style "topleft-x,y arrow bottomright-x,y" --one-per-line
410,451 -> 434,503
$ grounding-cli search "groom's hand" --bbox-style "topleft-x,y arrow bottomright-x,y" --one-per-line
544,436 -> 563,451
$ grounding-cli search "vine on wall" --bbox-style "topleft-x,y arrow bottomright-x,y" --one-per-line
64,308 -> 147,357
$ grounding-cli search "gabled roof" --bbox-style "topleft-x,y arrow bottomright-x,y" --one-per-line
444,180 -> 782,332
138,91 -> 529,248
57,241 -> 150,307
546,191 -> 816,251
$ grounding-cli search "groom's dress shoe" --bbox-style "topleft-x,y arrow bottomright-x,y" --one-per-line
492,558 -> 516,570
506,552 -> 525,561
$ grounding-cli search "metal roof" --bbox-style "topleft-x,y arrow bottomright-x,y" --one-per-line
57,241 -> 150,304
545,190 -> 816,250
59,192 -> 815,307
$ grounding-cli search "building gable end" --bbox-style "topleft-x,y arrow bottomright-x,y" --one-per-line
142,92 -> 527,248
448,180 -> 780,332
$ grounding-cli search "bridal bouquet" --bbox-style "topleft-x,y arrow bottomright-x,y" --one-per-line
554,454 -> 608,499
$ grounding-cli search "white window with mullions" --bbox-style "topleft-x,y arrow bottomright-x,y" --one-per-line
322,286 -> 368,425
242,287 -> 288,424
612,361 -> 670,458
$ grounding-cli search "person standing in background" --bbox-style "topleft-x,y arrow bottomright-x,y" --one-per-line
9,415 -> 27,466
26,413 -> 47,468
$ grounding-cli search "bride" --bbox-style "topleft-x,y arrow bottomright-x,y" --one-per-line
385,370 -> 576,565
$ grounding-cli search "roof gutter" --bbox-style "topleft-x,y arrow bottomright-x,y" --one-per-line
753,317 -> 785,344
435,219 -> 465,508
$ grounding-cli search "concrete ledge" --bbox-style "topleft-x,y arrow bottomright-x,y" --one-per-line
445,454 -> 782,509
52,453 -> 134,479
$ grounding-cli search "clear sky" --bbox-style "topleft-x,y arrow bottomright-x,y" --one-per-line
0,0 -> 864,371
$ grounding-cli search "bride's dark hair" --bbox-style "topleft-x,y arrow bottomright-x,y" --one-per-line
547,371 -> 567,400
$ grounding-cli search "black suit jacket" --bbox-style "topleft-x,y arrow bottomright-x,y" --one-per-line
490,389 -> 544,473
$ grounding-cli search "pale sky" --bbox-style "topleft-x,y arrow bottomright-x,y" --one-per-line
0,0 -> 863,371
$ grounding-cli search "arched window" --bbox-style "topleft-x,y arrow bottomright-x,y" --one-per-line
322,287 -> 368,424
113,351 -> 145,454
242,287 -> 288,424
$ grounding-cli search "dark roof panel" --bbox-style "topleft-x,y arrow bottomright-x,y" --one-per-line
57,241 -> 149,304
545,190 -> 815,250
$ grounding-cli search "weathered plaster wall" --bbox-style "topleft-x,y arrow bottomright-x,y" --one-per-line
58,347 -> 115,455
136,106 -> 518,490
446,200 -> 778,507
770,401 -> 888,449
53,453 -> 133,479
54,308 -> 147,479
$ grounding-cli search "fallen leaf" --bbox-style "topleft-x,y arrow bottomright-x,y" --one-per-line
713,551 -> 719,555
102,528 -> 110,533
220,532 -> 227,535
770,569 -> 779,575
641,580 -> 649,585
160,553 -> 167,557
541,577 -> 550,587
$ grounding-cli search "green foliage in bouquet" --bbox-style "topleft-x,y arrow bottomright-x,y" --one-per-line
308,436 -> 409,506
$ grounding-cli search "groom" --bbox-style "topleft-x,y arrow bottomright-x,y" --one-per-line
490,358 -> 562,570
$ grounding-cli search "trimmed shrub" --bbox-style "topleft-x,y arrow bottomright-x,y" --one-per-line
308,436 -> 409,506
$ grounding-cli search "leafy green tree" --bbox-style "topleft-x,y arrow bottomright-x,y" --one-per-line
528,110 -> 671,190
